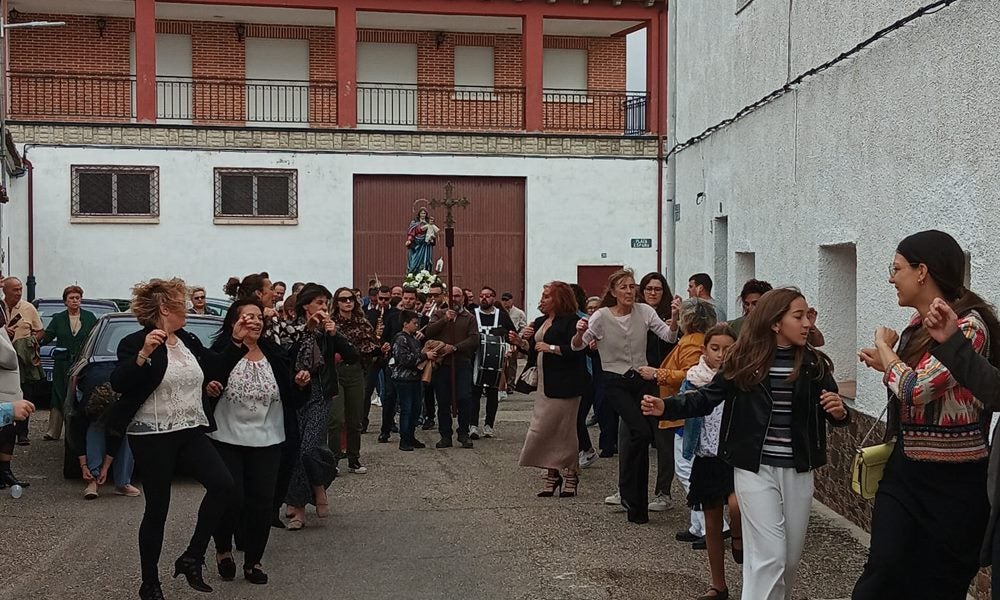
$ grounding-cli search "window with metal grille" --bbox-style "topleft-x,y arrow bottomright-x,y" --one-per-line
215,168 -> 297,220
71,166 -> 158,218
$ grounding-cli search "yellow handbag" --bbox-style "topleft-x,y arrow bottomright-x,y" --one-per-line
850,404 -> 893,500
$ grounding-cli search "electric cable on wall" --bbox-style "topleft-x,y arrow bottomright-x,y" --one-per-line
665,0 -> 962,159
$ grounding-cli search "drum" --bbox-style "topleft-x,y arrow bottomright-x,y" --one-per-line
474,334 -> 508,389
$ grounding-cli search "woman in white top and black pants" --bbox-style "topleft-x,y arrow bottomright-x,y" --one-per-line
204,298 -> 304,585
571,269 -> 678,524
108,279 -> 249,600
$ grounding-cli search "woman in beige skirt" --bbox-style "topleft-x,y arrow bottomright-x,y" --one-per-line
517,282 -> 588,497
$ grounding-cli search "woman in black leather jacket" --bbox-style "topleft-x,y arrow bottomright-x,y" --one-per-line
642,288 -> 848,600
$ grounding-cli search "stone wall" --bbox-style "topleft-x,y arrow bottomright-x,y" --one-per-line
6,123 -> 660,159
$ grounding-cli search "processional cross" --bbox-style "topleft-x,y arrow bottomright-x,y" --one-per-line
428,181 -> 470,418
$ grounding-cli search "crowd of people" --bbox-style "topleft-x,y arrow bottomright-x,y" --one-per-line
2,228 -> 1000,600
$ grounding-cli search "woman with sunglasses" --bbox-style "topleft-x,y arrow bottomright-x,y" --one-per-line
331,287 -> 380,474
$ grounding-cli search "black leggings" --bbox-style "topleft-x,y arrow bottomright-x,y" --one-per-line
576,371 -> 594,452
211,441 -> 282,569
129,429 -> 234,585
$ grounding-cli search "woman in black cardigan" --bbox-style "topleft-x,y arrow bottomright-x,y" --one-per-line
108,278 -> 249,600
204,297 -> 306,585
516,282 -> 587,497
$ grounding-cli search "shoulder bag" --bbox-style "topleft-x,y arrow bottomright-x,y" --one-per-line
851,402 -> 894,500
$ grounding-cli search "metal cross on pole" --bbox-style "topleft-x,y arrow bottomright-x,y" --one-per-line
428,182 -> 470,421
428,181 -> 469,297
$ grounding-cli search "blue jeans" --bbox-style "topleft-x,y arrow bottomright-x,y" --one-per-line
432,360 -> 473,440
86,423 -> 134,485
394,380 -> 422,444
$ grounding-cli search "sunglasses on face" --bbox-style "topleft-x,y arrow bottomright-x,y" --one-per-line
336,297 -> 355,303
193,296 -> 206,300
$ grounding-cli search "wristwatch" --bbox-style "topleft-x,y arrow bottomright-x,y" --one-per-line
549,345 -> 556,351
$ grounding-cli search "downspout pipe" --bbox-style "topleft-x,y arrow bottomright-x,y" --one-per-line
23,156 -> 34,301
664,0 -> 678,292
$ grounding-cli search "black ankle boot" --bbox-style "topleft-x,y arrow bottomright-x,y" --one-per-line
0,468 -> 30,488
138,582 -> 165,600
173,555 -> 213,593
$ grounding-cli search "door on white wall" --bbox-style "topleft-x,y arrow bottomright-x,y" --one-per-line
130,33 -> 193,123
245,38 -> 310,125
356,42 -> 418,128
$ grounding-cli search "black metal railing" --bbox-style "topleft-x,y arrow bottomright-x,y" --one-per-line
624,95 -> 648,136
357,82 -> 525,130
543,88 -> 649,134
156,76 -> 336,123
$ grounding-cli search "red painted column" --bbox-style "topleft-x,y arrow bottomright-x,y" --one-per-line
645,17 -> 660,135
336,6 -> 357,128
659,8 -> 668,137
134,0 -> 157,123
522,13 -> 543,132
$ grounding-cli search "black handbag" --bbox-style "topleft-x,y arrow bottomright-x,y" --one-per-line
514,365 -> 538,394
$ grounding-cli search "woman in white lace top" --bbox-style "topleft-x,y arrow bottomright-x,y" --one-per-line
110,278 -> 249,600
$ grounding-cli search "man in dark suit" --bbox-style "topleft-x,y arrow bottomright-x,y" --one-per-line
363,286 -> 396,435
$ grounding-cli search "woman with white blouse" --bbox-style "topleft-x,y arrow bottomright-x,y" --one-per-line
205,297 -> 305,585
571,269 -> 678,524
108,278 -> 249,600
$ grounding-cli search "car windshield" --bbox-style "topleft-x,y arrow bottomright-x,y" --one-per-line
36,301 -> 118,329
92,319 -> 225,360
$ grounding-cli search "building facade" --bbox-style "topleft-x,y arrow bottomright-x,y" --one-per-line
669,4 -> 998,587
1,0 -> 668,307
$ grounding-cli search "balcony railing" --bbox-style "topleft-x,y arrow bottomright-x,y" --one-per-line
7,72 -> 650,135
357,82 -> 525,131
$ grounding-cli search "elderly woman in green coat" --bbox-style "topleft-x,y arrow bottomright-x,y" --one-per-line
37,286 -> 97,441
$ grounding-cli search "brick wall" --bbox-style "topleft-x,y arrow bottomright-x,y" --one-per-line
8,13 -> 132,122
7,13 -> 628,133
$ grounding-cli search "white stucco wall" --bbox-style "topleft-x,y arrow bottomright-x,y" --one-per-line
2,147 -> 660,319
671,0 -> 1000,414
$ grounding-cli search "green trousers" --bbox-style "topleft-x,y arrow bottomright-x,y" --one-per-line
329,362 -> 366,461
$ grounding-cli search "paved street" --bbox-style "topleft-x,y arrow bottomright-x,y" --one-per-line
0,392 -> 867,600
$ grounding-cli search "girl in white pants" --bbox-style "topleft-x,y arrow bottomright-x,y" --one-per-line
642,288 -> 849,600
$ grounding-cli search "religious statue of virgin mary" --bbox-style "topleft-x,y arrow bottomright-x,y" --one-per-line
405,207 -> 439,275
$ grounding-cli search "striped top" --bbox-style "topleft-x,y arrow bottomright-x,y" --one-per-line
761,346 -> 796,468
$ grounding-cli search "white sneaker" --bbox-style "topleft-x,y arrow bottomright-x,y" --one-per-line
469,426 -> 480,440
579,448 -> 598,469
648,493 -> 671,512
604,491 -> 626,511
482,425 -> 494,438
349,465 -> 368,475
499,391 -> 508,401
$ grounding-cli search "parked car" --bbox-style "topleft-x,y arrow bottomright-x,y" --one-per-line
62,312 -> 224,479
31,298 -> 120,409
206,297 -> 232,316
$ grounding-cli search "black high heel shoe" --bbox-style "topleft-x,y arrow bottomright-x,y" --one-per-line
560,474 -> 579,497
173,555 -> 213,593
537,472 -> 563,497
138,582 -> 165,600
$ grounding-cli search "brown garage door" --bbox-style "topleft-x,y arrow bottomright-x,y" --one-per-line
353,175 -> 526,306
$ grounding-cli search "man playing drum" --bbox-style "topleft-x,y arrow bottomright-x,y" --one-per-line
469,286 -> 517,440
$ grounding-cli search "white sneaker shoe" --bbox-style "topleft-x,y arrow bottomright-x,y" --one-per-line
579,448 -> 598,469
604,491 -> 626,511
498,391 -> 508,401
469,426 -> 480,440
648,493 -> 671,512
482,425 -> 494,438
